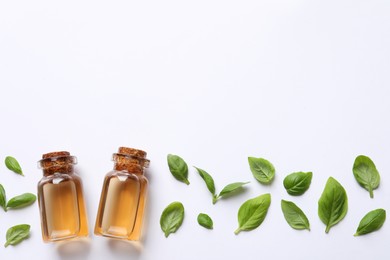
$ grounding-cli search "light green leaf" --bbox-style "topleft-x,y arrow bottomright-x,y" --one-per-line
281,200 -> 310,231
353,155 -> 380,198
354,209 -> 386,236
318,177 -> 348,233
248,157 -> 275,184
6,193 -> 36,210
5,156 -> 24,176
160,201 -> 185,237
214,182 -> 250,204
167,154 -> 189,185
4,224 -> 30,247
234,193 -> 271,234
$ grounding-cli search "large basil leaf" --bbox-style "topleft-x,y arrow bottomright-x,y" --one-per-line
234,193 -> 271,234
318,177 -> 348,233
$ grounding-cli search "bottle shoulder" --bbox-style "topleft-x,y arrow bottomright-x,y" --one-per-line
105,170 -> 148,182
38,172 -> 82,186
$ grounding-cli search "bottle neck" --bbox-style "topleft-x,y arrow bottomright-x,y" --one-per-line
42,165 -> 74,176
113,163 -> 144,174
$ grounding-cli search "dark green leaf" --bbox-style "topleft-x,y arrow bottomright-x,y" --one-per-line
354,209 -> 386,236
167,154 -> 189,185
234,193 -> 271,234
353,155 -> 380,198
197,213 -> 213,229
5,156 -> 23,176
160,201 -> 185,237
194,166 -> 216,196
4,224 -> 30,247
318,177 -> 348,233
6,193 -> 36,210
0,184 -> 6,211
281,200 -> 310,231
214,182 -> 250,204
283,172 -> 312,196
248,157 -> 275,184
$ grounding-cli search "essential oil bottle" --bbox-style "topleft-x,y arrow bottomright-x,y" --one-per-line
37,151 -> 89,242
94,147 -> 150,241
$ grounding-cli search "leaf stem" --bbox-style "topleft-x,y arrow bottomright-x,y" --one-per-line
325,225 -> 330,233
369,188 -> 374,198
234,228 -> 241,235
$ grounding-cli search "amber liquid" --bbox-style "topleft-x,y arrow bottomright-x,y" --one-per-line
95,171 -> 148,240
38,174 -> 88,242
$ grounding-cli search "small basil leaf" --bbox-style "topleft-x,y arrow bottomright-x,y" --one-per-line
234,193 -> 271,234
167,154 -> 189,185
6,193 -> 36,210
248,157 -> 275,184
214,182 -> 250,204
160,201 -> 185,237
4,224 -> 30,247
194,166 -> 216,196
5,156 -> 24,176
354,209 -> 386,236
281,200 -> 310,231
283,172 -> 313,196
318,177 -> 348,233
197,213 -> 213,229
0,184 -> 6,211
353,155 -> 380,198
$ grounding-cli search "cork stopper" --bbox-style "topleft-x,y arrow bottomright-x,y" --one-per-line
38,151 -> 77,176
118,147 -> 147,158
42,151 -> 70,159
113,147 -> 149,173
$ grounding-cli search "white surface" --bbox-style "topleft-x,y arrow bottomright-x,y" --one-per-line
1,0 -> 390,259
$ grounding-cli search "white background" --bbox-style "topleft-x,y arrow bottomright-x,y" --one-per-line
0,0 -> 389,259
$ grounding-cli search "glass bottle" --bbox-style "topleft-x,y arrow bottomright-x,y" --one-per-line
94,147 -> 150,241
37,151 -> 89,242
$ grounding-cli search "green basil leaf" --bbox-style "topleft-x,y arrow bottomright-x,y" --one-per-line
5,156 -> 24,176
6,193 -> 36,210
214,182 -> 250,204
354,208 -> 386,236
234,193 -> 271,234
4,224 -> 30,247
248,157 -> 275,184
283,172 -> 312,196
194,166 -> 216,197
197,213 -> 213,229
167,154 -> 189,185
353,155 -> 380,198
0,184 -> 6,211
160,201 -> 185,237
318,177 -> 348,233
281,200 -> 310,231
